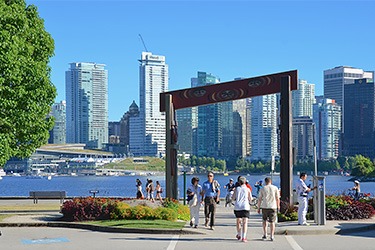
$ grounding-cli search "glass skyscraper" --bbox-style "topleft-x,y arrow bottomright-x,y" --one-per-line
48,101 -> 66,144
65,62 -> 108,149
343,79 -> 375,158
324,66 -> 373,131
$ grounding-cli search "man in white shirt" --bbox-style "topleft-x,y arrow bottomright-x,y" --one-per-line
257,177 -> 280,241
296,172 -> 313,226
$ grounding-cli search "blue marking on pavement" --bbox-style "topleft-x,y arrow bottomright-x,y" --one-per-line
22,237 -> 70,245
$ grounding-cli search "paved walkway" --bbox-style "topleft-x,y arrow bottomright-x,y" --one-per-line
1,199 -> 375,236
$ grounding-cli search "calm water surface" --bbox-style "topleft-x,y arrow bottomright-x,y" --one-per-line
0,174 -> 374,198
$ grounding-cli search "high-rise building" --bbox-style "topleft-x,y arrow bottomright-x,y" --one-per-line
176,107 -> 197,155
48,101 -> 66,144
65,62 -> 108,149
313,98 -> 341,160
292,79 -> 315,118
195,72 -> 222,158
324,66 -> 373,131
343,79 -> 375,158
250,94 -> 278,161
292,116 -> 314,161
130,52 -> 168,156
120,101 -> 139,152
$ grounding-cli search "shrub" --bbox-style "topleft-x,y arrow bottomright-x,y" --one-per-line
326,195 -> 375,220
61,197 -> 189,222
278,199 -> 298,222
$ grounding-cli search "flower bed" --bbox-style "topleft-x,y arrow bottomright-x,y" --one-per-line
277,195 -> 375,222
326,195 -> 375,220
61,197 -> 189,222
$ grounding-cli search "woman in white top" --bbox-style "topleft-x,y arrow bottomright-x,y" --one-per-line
187,176 -> 202,228
232,176 -> 252,243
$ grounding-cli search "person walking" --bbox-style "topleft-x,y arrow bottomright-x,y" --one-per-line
201,171 -> 220,230
296,172 -> 313,226
233,176 -> 252,243
224,178 -> 235,207
135,179 -> 144,199
257,177 -> 280,241
187,176 -> 202,228
155,181 -> 163,202
148,179 -> 155,202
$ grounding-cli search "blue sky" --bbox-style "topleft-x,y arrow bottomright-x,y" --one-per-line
27,0 -> 375,121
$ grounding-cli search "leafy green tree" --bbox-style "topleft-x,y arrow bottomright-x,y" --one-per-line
351,155 -> 375,177
0,0 -> 56,166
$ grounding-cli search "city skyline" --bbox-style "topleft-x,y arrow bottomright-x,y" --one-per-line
26,0 -> 375,120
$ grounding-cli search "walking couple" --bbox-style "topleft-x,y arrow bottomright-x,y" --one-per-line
187,171 -> 220,230
234,176 -> 280,243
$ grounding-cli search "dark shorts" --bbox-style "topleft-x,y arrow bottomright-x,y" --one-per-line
262,208 -> 277,222
234,210 -> 250,218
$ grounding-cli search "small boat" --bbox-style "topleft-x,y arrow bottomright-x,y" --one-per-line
47,175 -> 52,181
223,173 -> 229,176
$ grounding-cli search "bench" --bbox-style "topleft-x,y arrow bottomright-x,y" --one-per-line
29,191 -> 67,204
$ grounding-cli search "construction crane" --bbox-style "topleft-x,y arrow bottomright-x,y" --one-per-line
138,34 -> 148,52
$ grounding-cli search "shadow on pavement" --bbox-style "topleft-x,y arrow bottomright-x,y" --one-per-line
336,222 -> 375,238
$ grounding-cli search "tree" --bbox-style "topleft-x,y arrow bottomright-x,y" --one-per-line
351,155 -> 374,177
0,0 -> 56,166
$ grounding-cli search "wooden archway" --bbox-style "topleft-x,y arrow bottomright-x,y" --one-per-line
160,70 -> 298,203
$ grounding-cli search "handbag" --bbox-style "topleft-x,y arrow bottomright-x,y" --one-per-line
189,193 -> 198,207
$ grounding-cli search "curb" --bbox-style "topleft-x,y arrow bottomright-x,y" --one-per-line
275,223 -> 375,235
0,222 -> 204,235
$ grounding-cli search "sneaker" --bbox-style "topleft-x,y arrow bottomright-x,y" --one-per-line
302,223 -> 310,226
241,238 -> 248,243
194,225 -> 198,229
209,226 -> 214,230
236,234 -> 241,240
270,237 -> 274,241
262,235 -> 267,240
205,220 -> 209,227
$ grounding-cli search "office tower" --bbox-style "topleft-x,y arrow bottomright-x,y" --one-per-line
313,99 -> 341,160
292,79 -> 315,118
109,122 -> 121,138
220,99 -> 247,159
233,99 -> 248,158
66,62 -> 108,149
130,52 -> 168,156
176,107 -> 197,155
120,101 -> 139,154
195,72 -> 222,158
48,101 -> 66,144
246,98 -> 252,156
250,94 -> 278,161
324,66 -> 373,131
292,116 -> 314,161
343,79 -> 375,158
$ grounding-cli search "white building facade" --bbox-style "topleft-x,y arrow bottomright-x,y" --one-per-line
313,99 -> 341,160
65,62 -> 108,149
250,94 -> 278,161
131,52 -> 168,156
292,79 -> 315,118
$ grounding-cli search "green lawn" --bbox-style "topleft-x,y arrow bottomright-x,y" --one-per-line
85,219 -> 185,229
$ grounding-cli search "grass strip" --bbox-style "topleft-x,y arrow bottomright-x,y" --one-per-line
0,204 -> 61,211
84,219 -> 185,229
